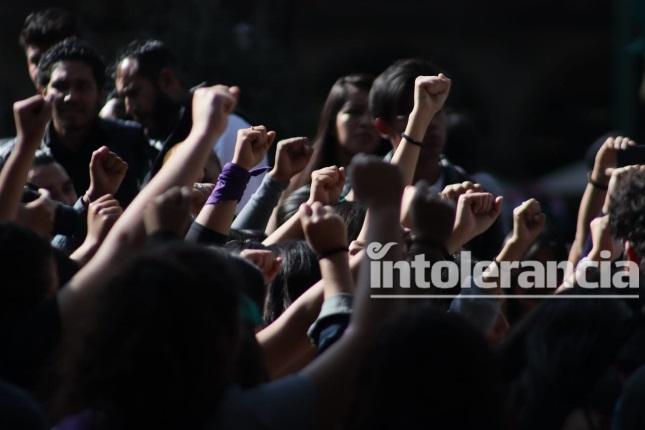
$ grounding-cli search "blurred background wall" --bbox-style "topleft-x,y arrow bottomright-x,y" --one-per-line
0,0 -> 643,184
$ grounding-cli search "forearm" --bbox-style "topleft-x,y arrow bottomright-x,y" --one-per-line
319,252 -> 353,298
69,238 -> 100,267
195,201 -> 237,236
232,174 -> 287,231
570,184 -> 605,261
480,237 -> 532,294
257,281 -> 325,378
0,144 -> 36,220
390,109 -> 431,186
60,130 -> 218,326
351,207 -> 403,334
263,209 -> 303,246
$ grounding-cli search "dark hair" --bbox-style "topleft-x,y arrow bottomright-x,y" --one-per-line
19,8 -> 78,49
0,222 -> 55,319
369,58 -> 442,123
349,305 -> 503,429
53,243 -> 243,429
114,39 -> 176,81
37,37 -> 106,89
609,169 -> 645,270
501,294 -> 634,430
286,74 -> 374,194
276,186 -> 311,227
264,240 -> 321,324
332,200 -> 366,243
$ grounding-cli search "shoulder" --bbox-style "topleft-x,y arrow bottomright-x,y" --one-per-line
441,158 -> 470,183
97,117 -> 146,140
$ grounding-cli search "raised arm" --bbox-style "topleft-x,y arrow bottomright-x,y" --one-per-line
0,95 -> 51,221
232,137 -> 312,231
59,85 -> 239,328
567,136 -> 634,272
191,125 -> 275,238
262,165 -> 345,246
301,155 -> 404,428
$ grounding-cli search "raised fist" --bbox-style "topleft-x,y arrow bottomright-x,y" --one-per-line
309,165 -> 346,205
86,194 -> 123,245
412,74 -> 451,124
350,155 -> 403,209
232,125 -> 276,170
511,198 -> 546,247
13,94 -> 52,148
191,85 -> 239,140
270,137 -> 313,183
240,249 -> 282,285
299,202 -> 347,256
85,146 -> 128,203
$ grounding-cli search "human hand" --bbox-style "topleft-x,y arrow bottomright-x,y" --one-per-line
143,186 -> 192,236
308,165 -> 346,205
190,85 -> 240,140
440,181 -> 483,204
350,155 -> 403,209
411,74 -> 451,126
591,136 -> 636,187
269,137 -> 313,184
240,249 -> 282,285
86,194 -> 123,246
13,94 -> 52,149
448,192 -> 503,253
16,188 -> 56,237
190,182 -> 215,216
85,146 -> 129,203
300,201 -> 348,255
511,198 -> 546,248
409,181 -> 455,246
232,125 -> 276,170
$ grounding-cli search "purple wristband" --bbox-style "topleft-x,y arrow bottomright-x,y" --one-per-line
206,162 -> 270,204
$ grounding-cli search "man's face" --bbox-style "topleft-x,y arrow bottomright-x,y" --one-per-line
115,58 -> 160,130
45,60 -> 100,132
25,45 -> 44,87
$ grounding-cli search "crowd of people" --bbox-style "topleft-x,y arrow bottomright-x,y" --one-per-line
1,7 -> 645,430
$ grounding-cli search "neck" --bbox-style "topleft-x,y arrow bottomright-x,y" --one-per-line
52,119 -> 94,152
336,146 -> 354,167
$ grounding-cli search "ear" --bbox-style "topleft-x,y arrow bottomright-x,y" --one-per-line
157,67 -> 177,92
374,117 -> 394,139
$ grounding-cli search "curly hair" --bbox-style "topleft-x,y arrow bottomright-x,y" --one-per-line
609,169 -> 645,265
37,37 -> 106,89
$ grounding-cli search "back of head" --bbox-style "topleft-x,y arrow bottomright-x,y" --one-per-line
369,58 -> 442,123
0,222 -> 55,319
350,305 -> 503,430
55,243 -> 242,429
37,37 -> 106,89
264,240 -> 321,324
501,295 -> 634,429
19,8 -> 78,50
114,39 -> 176,82
609,169 -> 645,270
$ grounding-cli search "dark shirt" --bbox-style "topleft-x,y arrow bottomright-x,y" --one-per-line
0,118 -> 153,207
0,297 -> 62,393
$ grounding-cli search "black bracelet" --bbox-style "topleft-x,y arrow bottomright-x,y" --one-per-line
401,133 -> 423,147
587,172 -> 608,191
318,246 -> 349,260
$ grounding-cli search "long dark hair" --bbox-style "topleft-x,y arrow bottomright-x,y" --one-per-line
285,73 -> 374,195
